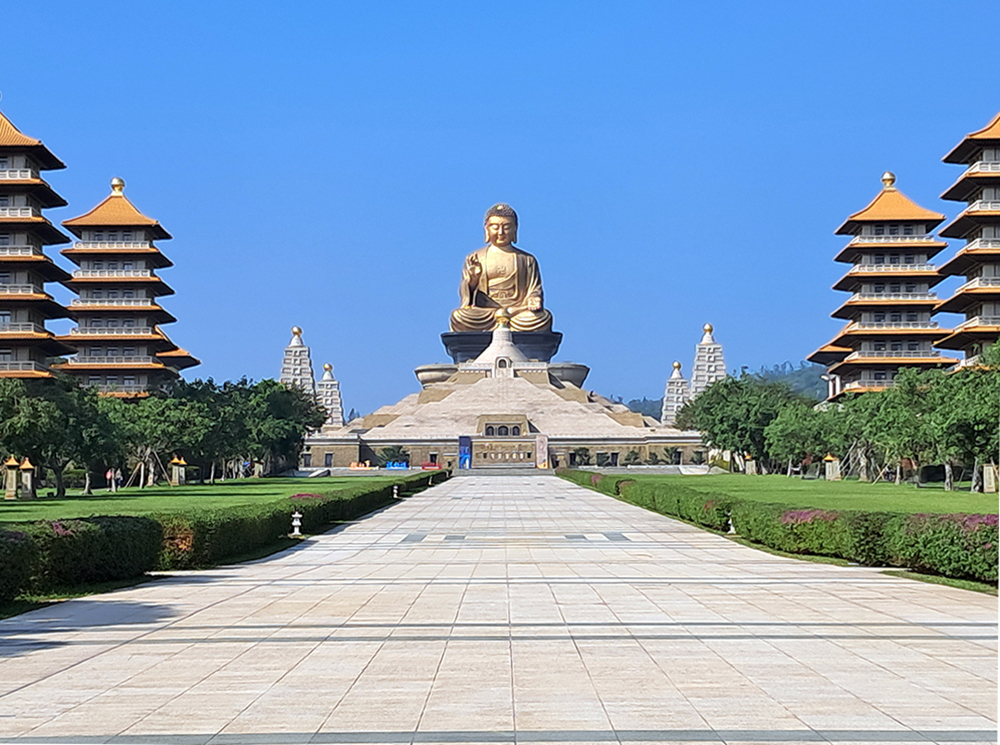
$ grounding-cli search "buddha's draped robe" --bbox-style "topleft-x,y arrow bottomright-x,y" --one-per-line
450,245 -> 553,332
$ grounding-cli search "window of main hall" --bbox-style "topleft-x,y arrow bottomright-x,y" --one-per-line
484,425 -> 521,437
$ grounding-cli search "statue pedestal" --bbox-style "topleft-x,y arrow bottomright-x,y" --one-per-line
441,330 -> 562,363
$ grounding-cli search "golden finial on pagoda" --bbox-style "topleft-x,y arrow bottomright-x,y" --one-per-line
323,363 -> 332,372
111,177 -> 125,195
672,360 -> 682,370
704,323 -> 713,333
881,171 -> 896,190
292,326 -> 302,336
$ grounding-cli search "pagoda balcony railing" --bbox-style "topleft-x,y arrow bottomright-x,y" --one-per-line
72,241 -> 154,250
72,270 -> 153,279
967,200 -> 1000,212
963,238 -> 1000,251
71,326 -> 154,336
0,169 -> 40,180
848,350 -> 941,360
0,361 -> 48,373
848,234 -> 936,245
0,245 -> 42,256
842,380 -> 895,392
69,355 -> 155,365
0,322 -> 48,334
966,161 -> 1000,175
853,292 -> 936,301
955,315 -> 1000,330
95,384 -> 148,394
0,206 -> 40,218
0,284 -> 44,295
954,276 -> 1000,293
955,355 -> 982,370
849,321 -> 939,330
848,263 -> 936,273
71,298 -> 156,307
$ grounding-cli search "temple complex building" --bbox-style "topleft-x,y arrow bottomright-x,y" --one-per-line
0,109 -> 75,378
934,112 -> 1000,366
279,326 -> 317,397
55,179 -> 198,394
809,173 -> 956,400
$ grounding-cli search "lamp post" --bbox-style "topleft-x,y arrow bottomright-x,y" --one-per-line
290,511 -> 303,537
19,458 -> 36,499
4,456 -> 19,500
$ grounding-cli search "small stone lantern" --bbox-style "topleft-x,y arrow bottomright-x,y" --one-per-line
4,456 -> 19,500
19,458 -> 36,500
169,456 -> 187,486
291,511 -> 303,537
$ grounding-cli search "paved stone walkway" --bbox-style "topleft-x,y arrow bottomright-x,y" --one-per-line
0,475 -> 995,745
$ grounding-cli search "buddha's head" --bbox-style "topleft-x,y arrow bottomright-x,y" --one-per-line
484,203 -> 518,247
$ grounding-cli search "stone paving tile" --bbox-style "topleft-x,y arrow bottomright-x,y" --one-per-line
0,475 -> 995,745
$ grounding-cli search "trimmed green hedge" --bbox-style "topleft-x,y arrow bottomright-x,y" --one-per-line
0,471 -> 450,602
557,469 -> 998,583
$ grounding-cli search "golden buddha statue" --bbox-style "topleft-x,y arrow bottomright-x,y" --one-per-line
450,203 -> 553,333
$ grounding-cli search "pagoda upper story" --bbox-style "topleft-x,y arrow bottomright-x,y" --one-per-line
809,173 -> 956,399
0,108 -> 74,378
54,179 -> 198,395
934,111 -> 1000,365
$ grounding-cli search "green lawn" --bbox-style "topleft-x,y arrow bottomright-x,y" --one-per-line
629,474 -> 999,514
0,476 -> 400,523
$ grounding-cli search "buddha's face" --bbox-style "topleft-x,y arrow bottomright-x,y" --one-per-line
485,216 -> 516,247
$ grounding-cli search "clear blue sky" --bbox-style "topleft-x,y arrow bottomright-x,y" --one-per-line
5,1 -> 998,415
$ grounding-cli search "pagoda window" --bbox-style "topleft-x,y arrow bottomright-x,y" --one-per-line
108,232 -> 118,241
0,272 -> 10,284
106,290 -> 119,299
874,254 -> 885,264
875,225 -> 885,236
0,197 -> 9,207
903,226 -> 914,236
873,312 -> 885,322
88,376 -> 101,385
0,158 -> 8,169
874,284 -> 885,293
874,342 -> 886,351
106,376 -> 117,385
90,347 -> 103,356
873,371 -> 887,381
122,347 -> 135,356
92,261 -> 103,270
0,234 -> 9,246
123,376 -> 135,386
93,231 -> 103,241
906,312 -> 918,322
891,342 -> 902,351
123,261 -> 133,270
107,261 -> 118,270
122,231 -> 133,241
907,342 -> 919,351
498,426 -> 509,436
904,254 -> 915,264
106,348 -> 119,357
889,254 -> 900,265
890,313 -> 902,323
512,426 -> 521,436
889,226 -> 899,236
324,453 -> 333,467
122,290 -> 135,299
904,283 -> 916,292
0,350 -> 10,362
107,319 -> 120,328
0,311 -> 10,325
122,319 -> 135,327
889,284 -> 900,293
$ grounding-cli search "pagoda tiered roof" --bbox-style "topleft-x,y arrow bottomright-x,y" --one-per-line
0,111 -> 66,170
62,184 -> 172,240
942,112 -> 1000,164
835,175 -> 945,235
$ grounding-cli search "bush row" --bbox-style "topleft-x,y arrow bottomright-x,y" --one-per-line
0,471 -> 449,602
557,469 -> 998,583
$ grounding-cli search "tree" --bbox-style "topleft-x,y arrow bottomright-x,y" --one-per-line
677,374 -> 813,472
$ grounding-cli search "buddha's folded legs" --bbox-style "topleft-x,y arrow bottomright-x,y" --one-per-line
509,308 -> 552,332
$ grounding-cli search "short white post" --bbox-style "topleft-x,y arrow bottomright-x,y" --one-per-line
393,484 -> 399,499
291,510 -> 302,537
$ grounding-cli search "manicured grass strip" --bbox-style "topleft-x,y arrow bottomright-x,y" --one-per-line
557,469 -> 998,585
881,570 -> 998,596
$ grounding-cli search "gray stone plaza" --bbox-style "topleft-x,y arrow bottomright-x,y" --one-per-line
0,475 -> 995,744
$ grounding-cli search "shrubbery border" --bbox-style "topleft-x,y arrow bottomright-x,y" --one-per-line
557,469 -> 998,584
0,471 -> 450,603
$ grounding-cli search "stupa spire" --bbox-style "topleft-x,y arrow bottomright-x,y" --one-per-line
279,326 -> 316,396
690,323 -> 726,396
661,361 -> 689,426
317,363 -> 345,427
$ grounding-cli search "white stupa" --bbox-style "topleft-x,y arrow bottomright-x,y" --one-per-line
279,326 -> 317,397
317,363 -> 345,427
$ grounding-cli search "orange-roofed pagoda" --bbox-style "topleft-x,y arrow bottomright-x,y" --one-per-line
55,178 -> 198,395
933,112 -> 1000,366
809,172 -> 956,400
0,109 -> 74,378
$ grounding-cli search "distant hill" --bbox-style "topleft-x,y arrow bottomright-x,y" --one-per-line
622,361 -> 825,420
